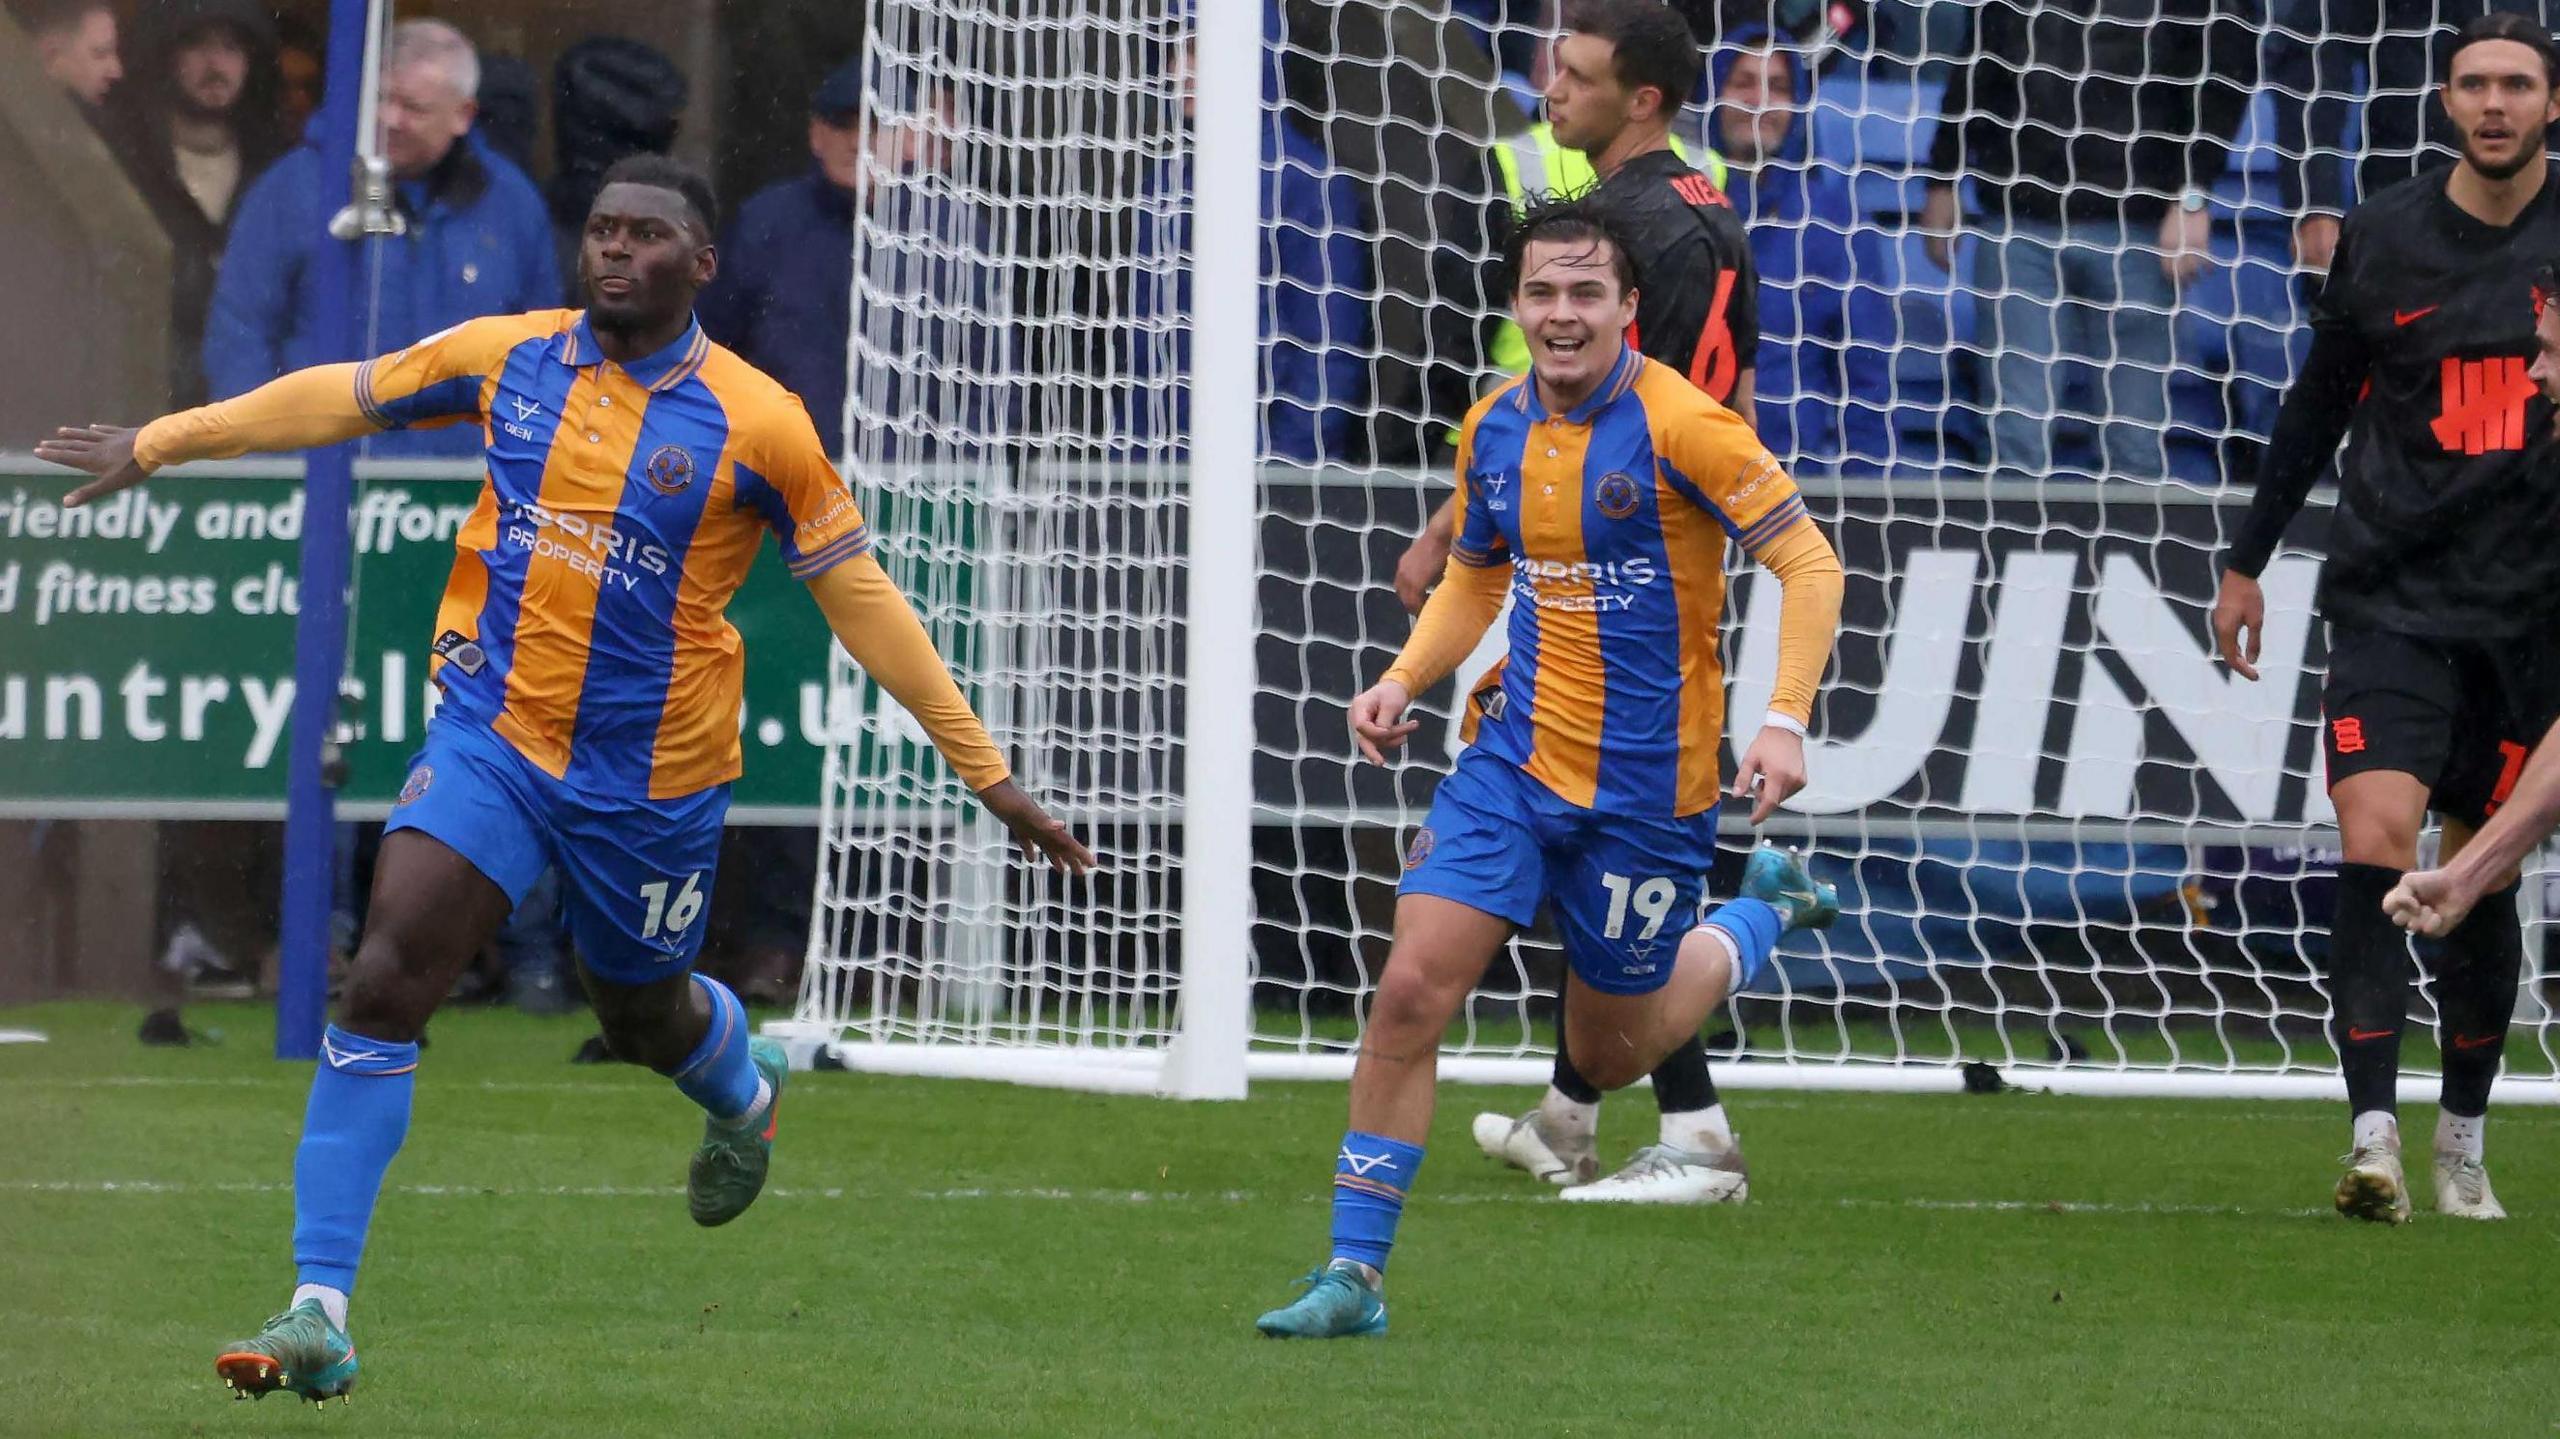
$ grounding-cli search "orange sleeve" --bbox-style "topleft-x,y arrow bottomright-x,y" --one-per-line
1383,413 -> 1511,694
734,394 -> 871,581
804,552 -> 1010,791
135,314 -> 555,469
1653,396 -> 1811,562
350,314 -> 543,432
133,363 -> 377,469
1382,559 -> 1508,697
1652,387 -> 1837,726
1752,520 -> 1843,726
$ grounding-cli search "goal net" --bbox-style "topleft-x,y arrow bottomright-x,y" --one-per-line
773,0 -> 2560,1102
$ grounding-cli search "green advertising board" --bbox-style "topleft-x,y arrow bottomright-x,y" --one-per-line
0,459 -> 973,822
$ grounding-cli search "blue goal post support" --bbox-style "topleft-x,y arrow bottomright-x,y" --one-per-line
276,0 -> 393,1061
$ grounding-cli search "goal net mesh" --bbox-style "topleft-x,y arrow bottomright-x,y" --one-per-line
788,0 -> 2560,1095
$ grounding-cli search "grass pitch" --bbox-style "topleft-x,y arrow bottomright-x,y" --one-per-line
4,1000 -> 2554,1437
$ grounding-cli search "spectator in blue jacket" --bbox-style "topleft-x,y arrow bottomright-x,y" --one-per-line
1709,25 -> 1855,466
1122,27 -> 1373,465
699,62 -> 1008,461
201,18 -> 557,457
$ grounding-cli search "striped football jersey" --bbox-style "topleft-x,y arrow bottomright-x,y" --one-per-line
355,309 -> 870,800
1451,344 -> 1811,817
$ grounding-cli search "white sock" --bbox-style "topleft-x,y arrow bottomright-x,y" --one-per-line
735,1076 -> 775,1128
291,1283 -> 349,1333
2351,1110 -> 2399,1154
1660,1102 -> 1735,1153
1535,1085 -> 1598,1142
1688,923 -> 1744,1003
2436,1108 -> 2484,1161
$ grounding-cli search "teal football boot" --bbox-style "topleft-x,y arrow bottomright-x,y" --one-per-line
1739,844 -> 1840,931
1255,1259 -> 1389,1339
214,1298 -> 357,1403
690,1037 -> 788,1227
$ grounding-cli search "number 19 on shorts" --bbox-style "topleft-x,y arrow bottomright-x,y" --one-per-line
638,871 -> 705,939
1600,872 -> 1679,940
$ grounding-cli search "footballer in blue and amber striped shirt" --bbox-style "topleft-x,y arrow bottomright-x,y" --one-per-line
1255,199 -> 1844,1341
40,156 -> 1092,1397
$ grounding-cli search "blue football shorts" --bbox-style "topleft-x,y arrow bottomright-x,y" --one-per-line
1397,746 -> 1721,995
384,716 -> 731,984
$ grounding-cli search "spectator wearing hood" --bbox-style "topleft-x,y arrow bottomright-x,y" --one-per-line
1708,26 -> 1855,465
545,37 -> 688,296
202,18 -> 557,456
107,0 -> 288,406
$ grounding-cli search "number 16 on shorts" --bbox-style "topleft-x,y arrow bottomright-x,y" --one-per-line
639,871 -> 705,942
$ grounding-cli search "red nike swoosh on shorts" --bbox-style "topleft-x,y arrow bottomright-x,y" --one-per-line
2394,306 -> 2438,325
2451,1033 -> 2503,1051
2346,1026 -> 2396,1042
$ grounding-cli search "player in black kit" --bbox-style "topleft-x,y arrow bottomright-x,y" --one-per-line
2213,13 -> 2560,1224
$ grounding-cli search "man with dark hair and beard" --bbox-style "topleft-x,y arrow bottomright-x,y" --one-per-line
36,153 -> 1094,1400
2214,12 -> 2560,1225
109,0 -> 287,406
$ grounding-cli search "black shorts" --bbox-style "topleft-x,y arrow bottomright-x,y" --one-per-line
2321,625 -> 2560,826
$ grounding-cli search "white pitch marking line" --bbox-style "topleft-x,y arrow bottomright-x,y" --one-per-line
0,1178 -> 2336,1219
18,1075 -> 2560,1128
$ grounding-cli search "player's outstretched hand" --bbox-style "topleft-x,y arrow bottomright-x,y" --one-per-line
2383,866 -> 2480,939
975,779 -> 1096,875
33,424 -> 150,508
1348,679 -> 1418,765
1394,530 -> 1450,616
2211,569 -> 2264,682
1731,725 -> 1808,825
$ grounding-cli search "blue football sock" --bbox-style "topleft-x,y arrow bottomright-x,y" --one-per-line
291,1025 -> 420,1294
1706,897 -> 1783,993
665,973 -> 761,1122
1330,1131 -> 1425,1272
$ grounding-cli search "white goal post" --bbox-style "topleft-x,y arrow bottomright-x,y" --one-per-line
765,0 -> 2560,1104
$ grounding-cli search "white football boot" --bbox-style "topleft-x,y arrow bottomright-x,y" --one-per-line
2334,1140 -> 2412,1225
2431,1151 -> 2506,1220
1559,1142 -> 1749,1205
1470,1109 -> 1598,1186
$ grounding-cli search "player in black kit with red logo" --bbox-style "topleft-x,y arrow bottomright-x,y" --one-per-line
2214,13 -> 2560,1224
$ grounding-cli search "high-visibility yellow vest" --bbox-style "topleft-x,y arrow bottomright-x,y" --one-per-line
1487,125 -> 1728,375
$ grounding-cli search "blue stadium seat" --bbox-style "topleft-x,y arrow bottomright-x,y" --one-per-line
1812,76 -> 1946,225
1841,224 -> 1982,474
1848,170 -> 1934,220
2159,218 -> 2307,483
1810,70 -> 2309,480
1809,77 -> 1941,172
2225,218 -> 2311,440
2209,91 -> 2292,221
